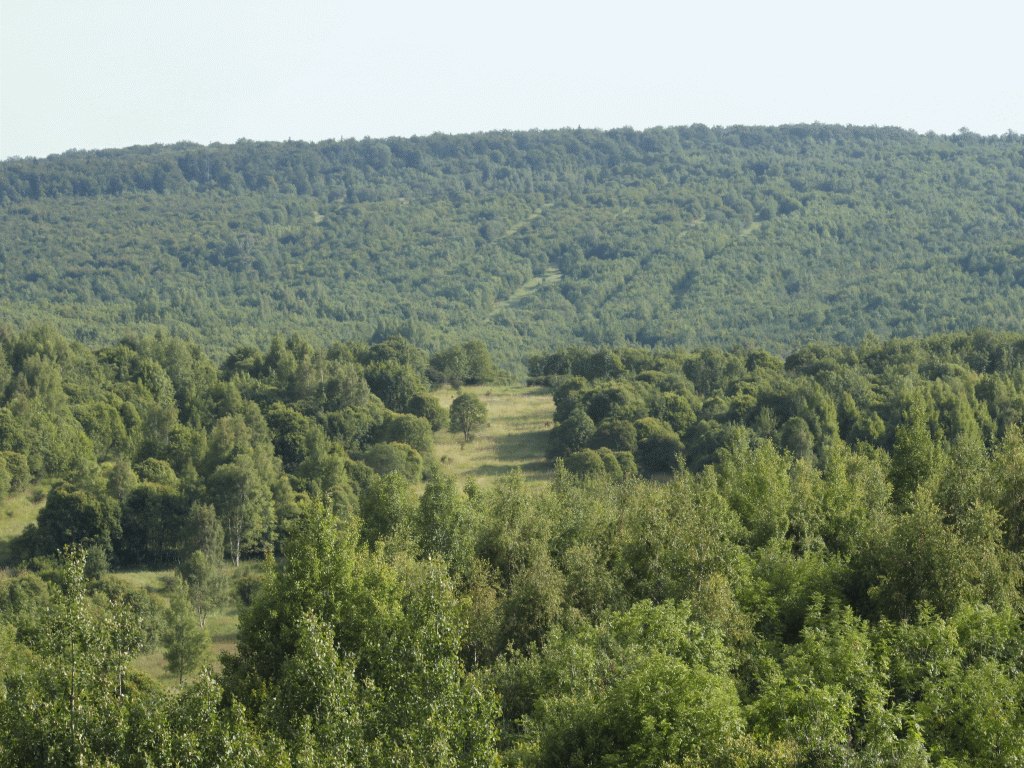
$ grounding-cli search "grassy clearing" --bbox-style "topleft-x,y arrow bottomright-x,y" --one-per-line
432,384 -> 554,488
109,567 -> 242,687
0,484 -> 48,565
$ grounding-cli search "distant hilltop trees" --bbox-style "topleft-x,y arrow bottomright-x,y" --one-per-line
2,125 -> 1024,365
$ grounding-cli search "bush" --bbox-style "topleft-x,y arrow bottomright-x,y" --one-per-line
564,449 -> 607,478
0,452 -> 30,493
360,442 -> 424,482
407,393 -> 448,431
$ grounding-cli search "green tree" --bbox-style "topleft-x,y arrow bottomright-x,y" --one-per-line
548,408 -> 596,457
207,455 -> 274,566
178,550 -> 227,628
360,442 -> 423,482
33,482 -> 121,559
890,397 -> 941,506
163,577 -> 208,684
449,393 -> 488,442
407,393 -> 448,431
0,547 -> 152,765
222,501 -> 501,765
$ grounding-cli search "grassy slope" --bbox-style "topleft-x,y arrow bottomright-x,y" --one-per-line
0,484 -> 48,565
432,384 -> 554,488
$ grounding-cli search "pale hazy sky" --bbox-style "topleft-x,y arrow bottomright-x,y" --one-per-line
2,0 -> 1022,159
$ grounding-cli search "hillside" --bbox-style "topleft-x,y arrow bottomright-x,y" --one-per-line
2,125 -> 1024,366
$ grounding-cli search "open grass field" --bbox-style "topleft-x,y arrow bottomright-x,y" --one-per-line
0,484 -> 48,565
432,384 -> 554,488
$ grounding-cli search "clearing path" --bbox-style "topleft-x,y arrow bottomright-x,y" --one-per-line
489,267 -> 562,319
432,384 -> 554,488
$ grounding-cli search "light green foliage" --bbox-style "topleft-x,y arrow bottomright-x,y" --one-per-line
751,607 -> 928,765
207,454 -> 276,566
416,472 -> 472,565
163,577 -> 209,683
223,501 -> 501,766
717,435 -> 793,547
5,323 -> 1024,763
0,548 -> 153,764
449,392 -> 488,442
495,601 -> 751,767
179,550 -> 228,627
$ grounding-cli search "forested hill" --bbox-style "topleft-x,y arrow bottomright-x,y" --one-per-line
2,125 -> 1024,365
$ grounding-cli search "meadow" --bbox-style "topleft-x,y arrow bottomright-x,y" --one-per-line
432,385 -> 553,488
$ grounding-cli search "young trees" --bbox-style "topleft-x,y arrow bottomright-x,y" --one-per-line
162,578 -> 208,684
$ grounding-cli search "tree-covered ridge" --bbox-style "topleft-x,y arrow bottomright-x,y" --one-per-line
2,125 -> 1024,365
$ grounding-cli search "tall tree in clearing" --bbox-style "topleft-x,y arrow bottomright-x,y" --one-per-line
449,393 -> 487,443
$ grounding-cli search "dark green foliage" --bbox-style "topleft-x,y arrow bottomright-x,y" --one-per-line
588,418 -> 637,452
371,412 -> 433,456
359,442 -> 423,483
547,408 -> 595,457
117,482 -> 189,566
5,127 -> 1024,370
540,331 -> 1024,484
634,417 -> 684,475
29,482 -> 121,559
406,392 -> 447,431
363,359 -> 427,412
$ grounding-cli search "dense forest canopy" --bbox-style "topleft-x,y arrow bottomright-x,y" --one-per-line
6,124 -> 1024,764
3,328 -> 1024,763
2,125 -> 1024,367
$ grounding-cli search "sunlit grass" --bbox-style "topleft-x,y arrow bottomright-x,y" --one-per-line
432,384 -> 554,488
0,483 -> 49,565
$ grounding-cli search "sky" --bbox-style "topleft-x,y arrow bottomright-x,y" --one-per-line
2,0 -> 1023,159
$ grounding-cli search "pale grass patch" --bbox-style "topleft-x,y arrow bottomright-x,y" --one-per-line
432,384 -> 554,489
0,483 -> 49,565
110,567 -> 241,687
